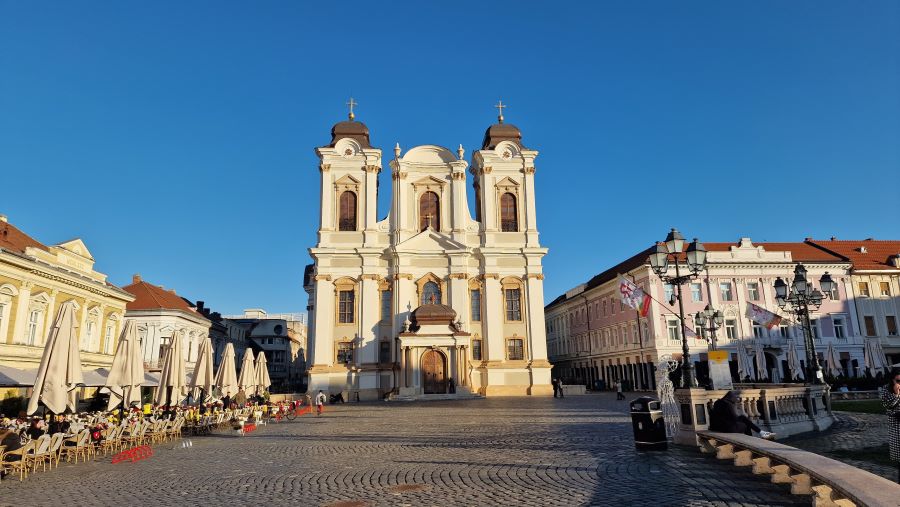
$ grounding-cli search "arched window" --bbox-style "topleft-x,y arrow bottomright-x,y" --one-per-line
500,193 -> 518,232
339,191 -> 357,231
419,191 -> 440,231
421,281 -> 441,305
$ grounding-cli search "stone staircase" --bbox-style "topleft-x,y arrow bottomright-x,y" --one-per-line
388,387 -> 483,402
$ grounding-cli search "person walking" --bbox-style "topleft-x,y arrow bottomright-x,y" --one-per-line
552,378 -> 560,398
615,380 -> 626,401
881,367 -> 900,483
314,390 -> 327,416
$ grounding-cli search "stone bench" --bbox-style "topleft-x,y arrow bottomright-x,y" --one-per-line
697,430 -> 900,507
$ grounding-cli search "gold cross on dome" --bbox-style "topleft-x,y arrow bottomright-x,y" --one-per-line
494,99 -> 506,123
346,97 -> 357,120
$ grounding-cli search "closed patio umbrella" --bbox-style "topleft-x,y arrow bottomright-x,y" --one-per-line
865,339 -> 889,375
754,339 -> 768,381
154,330 -> 187,407
736,342 -> 755,381
215,343 -> 239,398
824,342 -> 842,377
255,351 -> 271,396
237,348 -> 257,397
190,336 -> 215,403
27,302 -> 84,414
105,320 -> 144,411
786,341 -> 805,382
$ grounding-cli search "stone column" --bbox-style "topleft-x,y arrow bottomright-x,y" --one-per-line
525,276 -> 549,361
522,166 -> 539,248
11,281 -> 32,345
78,300 -> 91,350
400,345 -> 407,388
482,275 -> 504,362
41,289 -> 60,347
312,277 -> 335,367
319,164 -> 333,231
358,276 -> 379,365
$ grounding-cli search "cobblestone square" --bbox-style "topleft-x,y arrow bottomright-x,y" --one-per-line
2,394 -> 808,507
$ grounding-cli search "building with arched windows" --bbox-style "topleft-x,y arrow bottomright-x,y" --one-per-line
304,112 -> 551,400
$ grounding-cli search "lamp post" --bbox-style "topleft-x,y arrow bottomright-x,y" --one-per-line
695,304 -> 724,351
773,264 -> 836,385
649,228 -> 708,388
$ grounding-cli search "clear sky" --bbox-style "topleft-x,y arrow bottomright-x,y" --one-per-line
1,2 -> 898,315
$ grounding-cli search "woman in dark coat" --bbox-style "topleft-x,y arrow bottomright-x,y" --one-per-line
881,367 -> 900,483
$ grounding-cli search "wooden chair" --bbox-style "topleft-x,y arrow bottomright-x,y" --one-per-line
26,435 -> 51,473
43,433 -> 65,470
59,429 -> 90,464
99,426 -> 121,456
2,439 -> 36,481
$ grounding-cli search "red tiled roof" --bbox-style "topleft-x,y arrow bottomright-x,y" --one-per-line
122,278 -> 198,312
807,239 -> 900,271
0,220 -> 49,255
756,242 -> 844,262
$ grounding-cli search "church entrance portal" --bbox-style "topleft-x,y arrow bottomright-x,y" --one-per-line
422,350 -> 447,394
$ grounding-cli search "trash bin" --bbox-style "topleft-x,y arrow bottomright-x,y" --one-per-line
630,396 -> 667,450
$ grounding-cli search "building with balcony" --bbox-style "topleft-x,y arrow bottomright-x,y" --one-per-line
546,238 -> 864,390
0,215 -> 134,372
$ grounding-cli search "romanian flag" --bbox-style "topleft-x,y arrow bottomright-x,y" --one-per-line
618,275 -> 651,317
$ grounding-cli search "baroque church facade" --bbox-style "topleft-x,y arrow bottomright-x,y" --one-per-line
304,108 -> 551,399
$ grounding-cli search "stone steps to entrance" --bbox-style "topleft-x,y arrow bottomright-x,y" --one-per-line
387,392 -> 483,402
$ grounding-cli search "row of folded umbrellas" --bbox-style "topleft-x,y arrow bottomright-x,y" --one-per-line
14,302 -> 271,415
734,338 -> 891,381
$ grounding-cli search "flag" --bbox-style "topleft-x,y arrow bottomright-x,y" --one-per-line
746,303 -> 782,329
618,275 -> 651,317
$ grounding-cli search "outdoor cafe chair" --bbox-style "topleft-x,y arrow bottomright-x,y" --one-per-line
60,429 -> 90,464
1,439 -> 36,481
99,426 -> 121,456
44,433 -> 65,469
26,434 -> 51,473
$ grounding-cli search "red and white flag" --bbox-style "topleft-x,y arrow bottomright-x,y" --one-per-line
746,303 -> 782,329
617,275 -> 651,317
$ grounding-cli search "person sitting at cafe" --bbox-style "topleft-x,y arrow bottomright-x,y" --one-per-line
48,415 -> 70,435
0,428 -> 23,463
709,391 -> 776,440
25,418 -> 46,440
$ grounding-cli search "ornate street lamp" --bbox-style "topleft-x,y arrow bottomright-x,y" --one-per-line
650,228 -> 707,388
695,304 -> 724,351
774,264 -> 835,384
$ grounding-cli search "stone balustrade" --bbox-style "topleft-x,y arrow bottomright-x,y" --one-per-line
674,384 -> 833,446
698,431 -> 900,507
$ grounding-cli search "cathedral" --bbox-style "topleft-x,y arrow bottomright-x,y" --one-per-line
303,104 -> 551,399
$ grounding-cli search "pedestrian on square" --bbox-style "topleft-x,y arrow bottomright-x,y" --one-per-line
709,391 -> 775,440
615,380 -> 625,401
552,378 -> 560,398
880,367 -> 900,483
315,390 -> 327,416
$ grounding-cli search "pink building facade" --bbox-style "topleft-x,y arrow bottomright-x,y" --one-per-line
546,238 -> 864,390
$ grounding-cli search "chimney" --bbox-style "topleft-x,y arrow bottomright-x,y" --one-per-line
858,246 -> 868,254
132,274 -> 142,284
892,255 -> 900,269
196,301 -> 205,312
0,214 -> 7,223
169,289 -> 177,294
830,236 -> 836,241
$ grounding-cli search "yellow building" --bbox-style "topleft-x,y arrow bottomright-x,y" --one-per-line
0,215 -> 134,371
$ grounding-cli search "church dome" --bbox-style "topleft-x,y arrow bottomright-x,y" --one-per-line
481,121 -> 524,150
410,303 -> 457,325
328,119 -> 371,148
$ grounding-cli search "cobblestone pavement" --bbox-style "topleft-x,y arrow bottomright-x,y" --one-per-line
1,394 -> 807,507
785,410 -> 896,480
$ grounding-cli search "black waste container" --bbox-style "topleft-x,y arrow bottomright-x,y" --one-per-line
629,396 -> 667,450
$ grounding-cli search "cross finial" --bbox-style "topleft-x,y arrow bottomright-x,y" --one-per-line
346,97 -> 357,121
494,99 -> 506,123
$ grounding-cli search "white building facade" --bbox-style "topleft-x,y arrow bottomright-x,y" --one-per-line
546,238 -> 865,389
305,113 -> 552,400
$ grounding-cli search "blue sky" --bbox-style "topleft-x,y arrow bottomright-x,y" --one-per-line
1,2 -> 898,314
